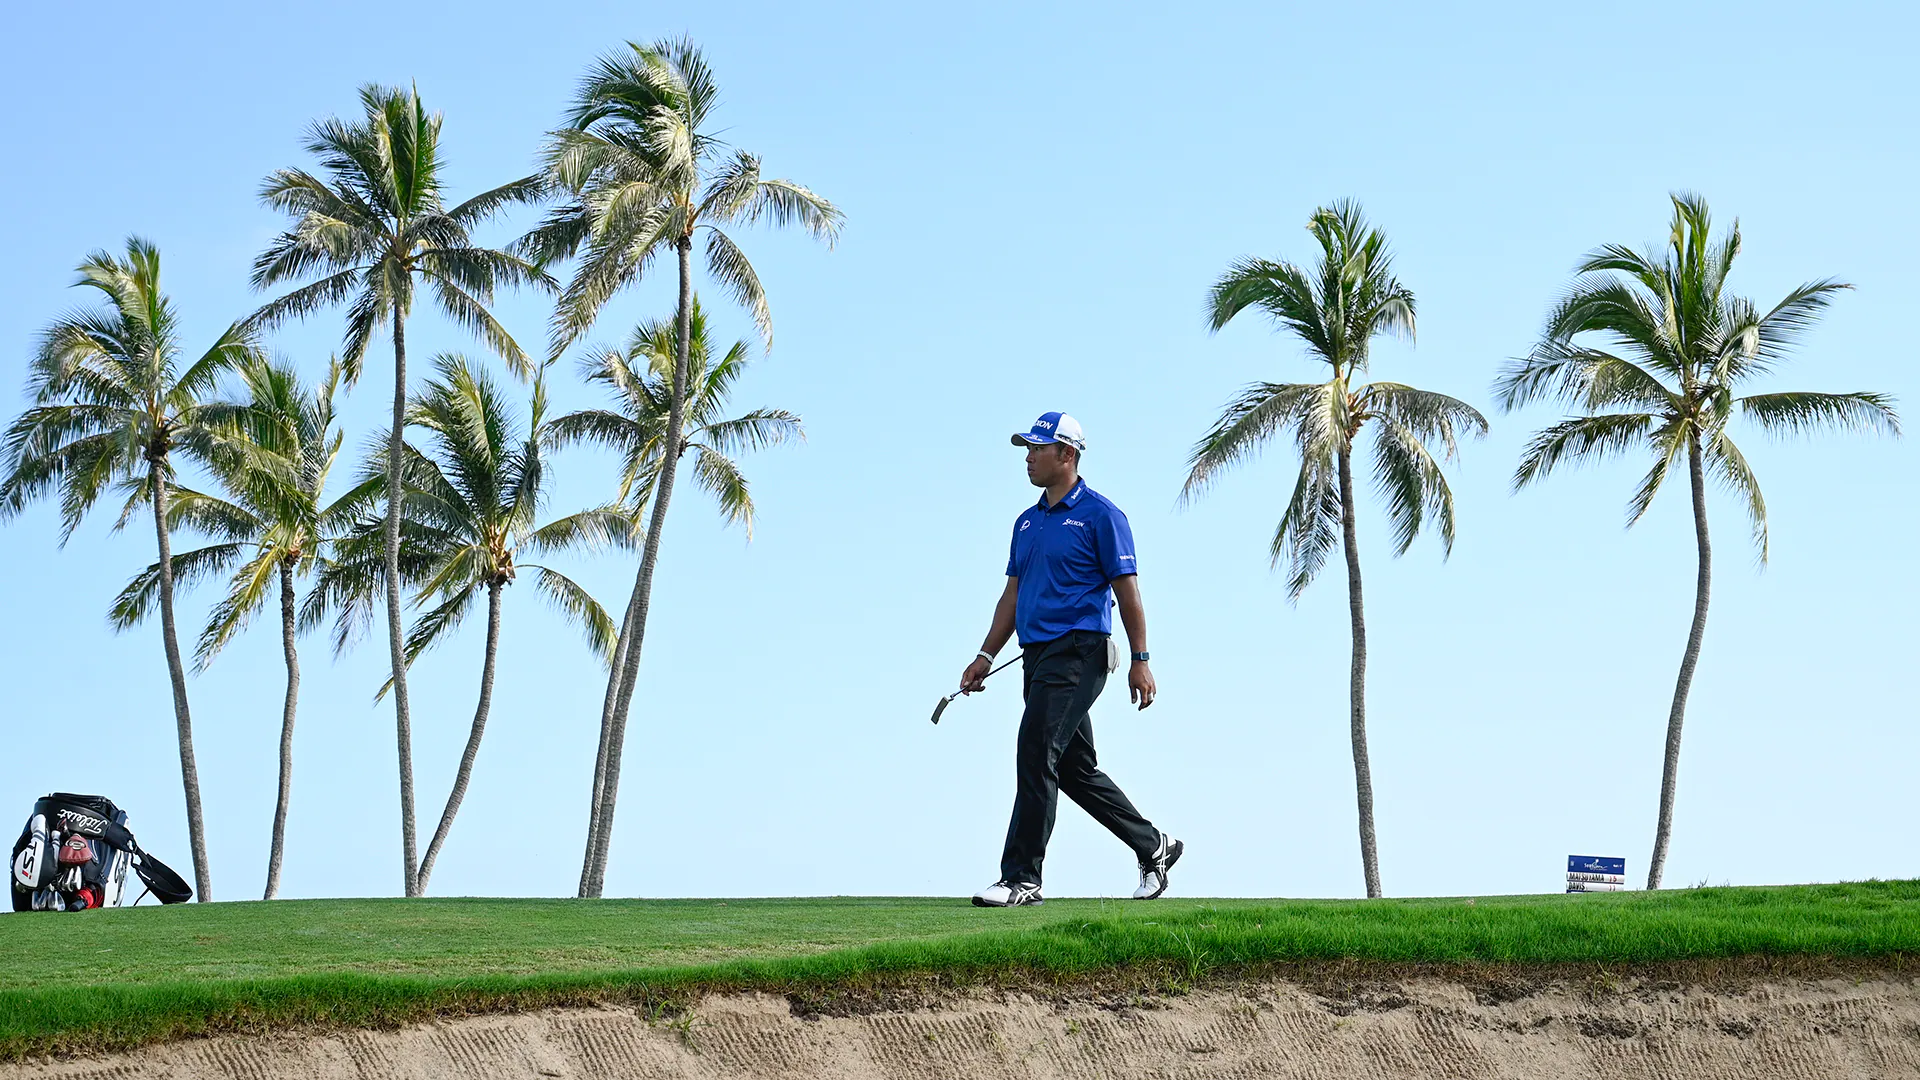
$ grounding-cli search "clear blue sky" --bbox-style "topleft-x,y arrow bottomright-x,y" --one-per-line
2,1 -> 1913,902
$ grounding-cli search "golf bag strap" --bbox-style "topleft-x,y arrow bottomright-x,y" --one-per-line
100,821 -> 191,904
131,847 -> 192,904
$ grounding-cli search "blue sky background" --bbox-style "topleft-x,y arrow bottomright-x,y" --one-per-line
1,1 -> 1913,903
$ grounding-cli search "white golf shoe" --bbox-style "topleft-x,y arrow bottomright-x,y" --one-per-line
1133,834 -> 1184,899
972,880 -> 1044,907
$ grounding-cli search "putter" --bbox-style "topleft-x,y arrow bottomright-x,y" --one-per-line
931,655 -> 1019,724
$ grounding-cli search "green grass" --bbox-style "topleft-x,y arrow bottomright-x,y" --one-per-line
2,881 -> 1916,1060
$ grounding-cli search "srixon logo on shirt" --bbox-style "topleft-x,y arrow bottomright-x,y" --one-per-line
1063,518 -> 1087,527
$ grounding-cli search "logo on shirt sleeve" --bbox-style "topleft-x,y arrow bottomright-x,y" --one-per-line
1019,519 -> 1031,531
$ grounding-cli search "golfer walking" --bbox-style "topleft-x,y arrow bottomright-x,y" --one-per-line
960,412 -> 1182,907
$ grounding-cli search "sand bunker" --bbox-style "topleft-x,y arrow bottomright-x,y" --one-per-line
14,972 -> 1920,1079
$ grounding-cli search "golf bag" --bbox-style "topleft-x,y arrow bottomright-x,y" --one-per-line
10,793 -> 192,911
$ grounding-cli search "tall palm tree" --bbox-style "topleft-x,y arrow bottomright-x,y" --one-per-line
517,37 -> 840,897
309,353 -> 626,893
1182,201 -> 1486,899
0,238 -> 264,902
550,299 -> 803,894
250,85 -> 553,896
1494,193 -> 1898,890
111,356 -> 374,899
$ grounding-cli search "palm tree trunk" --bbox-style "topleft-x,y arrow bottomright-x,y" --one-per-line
1647,435 -> 1712,890
1336,442 -> 1382,899
582,237 -> 695,899
580,583 -> 640,896
387,315 -> 420,897
264,559 -> 300,900
150,458 -> 213,902
415,579 -> 505,893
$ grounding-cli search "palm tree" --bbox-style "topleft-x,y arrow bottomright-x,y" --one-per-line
551,300 -> 803,894
517,37 -> 840,897
0,238 -> 264,902
309,353 -> 626,894
1494,193 -> 1898,890
111,356 -> 373,899
1182,201 -> 1486,899
250,84 -> 554,896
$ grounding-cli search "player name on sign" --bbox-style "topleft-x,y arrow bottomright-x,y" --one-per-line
1567,855 -> 1627,893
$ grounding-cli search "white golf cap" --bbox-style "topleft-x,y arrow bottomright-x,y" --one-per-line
1010,411 -> 1087,452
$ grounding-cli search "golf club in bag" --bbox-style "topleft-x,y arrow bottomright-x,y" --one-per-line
11,793 -> 192,911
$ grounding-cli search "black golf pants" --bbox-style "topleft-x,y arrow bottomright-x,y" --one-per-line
999,629 -> 1159,886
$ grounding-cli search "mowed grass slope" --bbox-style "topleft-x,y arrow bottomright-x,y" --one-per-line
1,882 -> 1916,1060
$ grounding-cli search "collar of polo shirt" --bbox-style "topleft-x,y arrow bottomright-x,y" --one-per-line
1038,478 -> 1087,511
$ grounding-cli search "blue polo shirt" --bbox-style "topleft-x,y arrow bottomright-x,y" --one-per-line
1006,478 -> 1138,645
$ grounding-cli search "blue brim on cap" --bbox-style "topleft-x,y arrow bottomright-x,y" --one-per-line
1012,432 -> 1059,446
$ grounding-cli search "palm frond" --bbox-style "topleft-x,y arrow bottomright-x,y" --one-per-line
191,548 -> 282,669
697,150 -> 761,221
445,173 -> 548,227
171,321 -> 263,408
547,208 -> 671,356
1738,391 -> 1900,438
163,487 -> 265,540
526,506 -> 639,554
425,273 -> 533,377
374,582 -> 478,702
1359,383 -> 1487,460
1540,278 -> 1673,368
1273,450 -> 1343,601
512,198 -> 595,269
1624,420 -> 1691,527
546,408 -> 642,452
529,567 -> 619,664
0,406 -> 136,518
1512,413 -> 1656,490
109,542 -> 249,630
736,177 -> 843,247
36,431 -> 137,541
1206,257 -> 1330,359
696,408 -> 802,456
704,227 -> 771,347
689,446 -> 754,535
1704,429 -> 1768,561
1180,381 -> 1329,503
1370,416 -> 1457,556
1748,279 -> 1851,365
337,284 -> 388,384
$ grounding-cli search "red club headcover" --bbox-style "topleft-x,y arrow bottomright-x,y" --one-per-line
59,835 -> 93,866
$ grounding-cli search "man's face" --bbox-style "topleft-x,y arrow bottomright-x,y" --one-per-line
1024,442 -> 1074,488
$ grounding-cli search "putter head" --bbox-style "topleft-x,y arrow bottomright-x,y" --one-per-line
930,695 -> 953,725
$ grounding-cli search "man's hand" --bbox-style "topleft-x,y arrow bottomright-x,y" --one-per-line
960,656 -> 993,694
1129,660 -> 1156,710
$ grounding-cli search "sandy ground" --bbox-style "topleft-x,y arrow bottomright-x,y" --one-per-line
12,973 -> 1920,1079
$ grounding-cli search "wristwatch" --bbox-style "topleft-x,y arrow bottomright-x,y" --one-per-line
1131,651 -> 1150,663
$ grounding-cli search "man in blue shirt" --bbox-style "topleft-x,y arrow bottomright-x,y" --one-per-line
958,412 -> 1183,907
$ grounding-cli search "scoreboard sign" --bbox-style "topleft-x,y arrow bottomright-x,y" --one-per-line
1567,855 -> 1626,892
